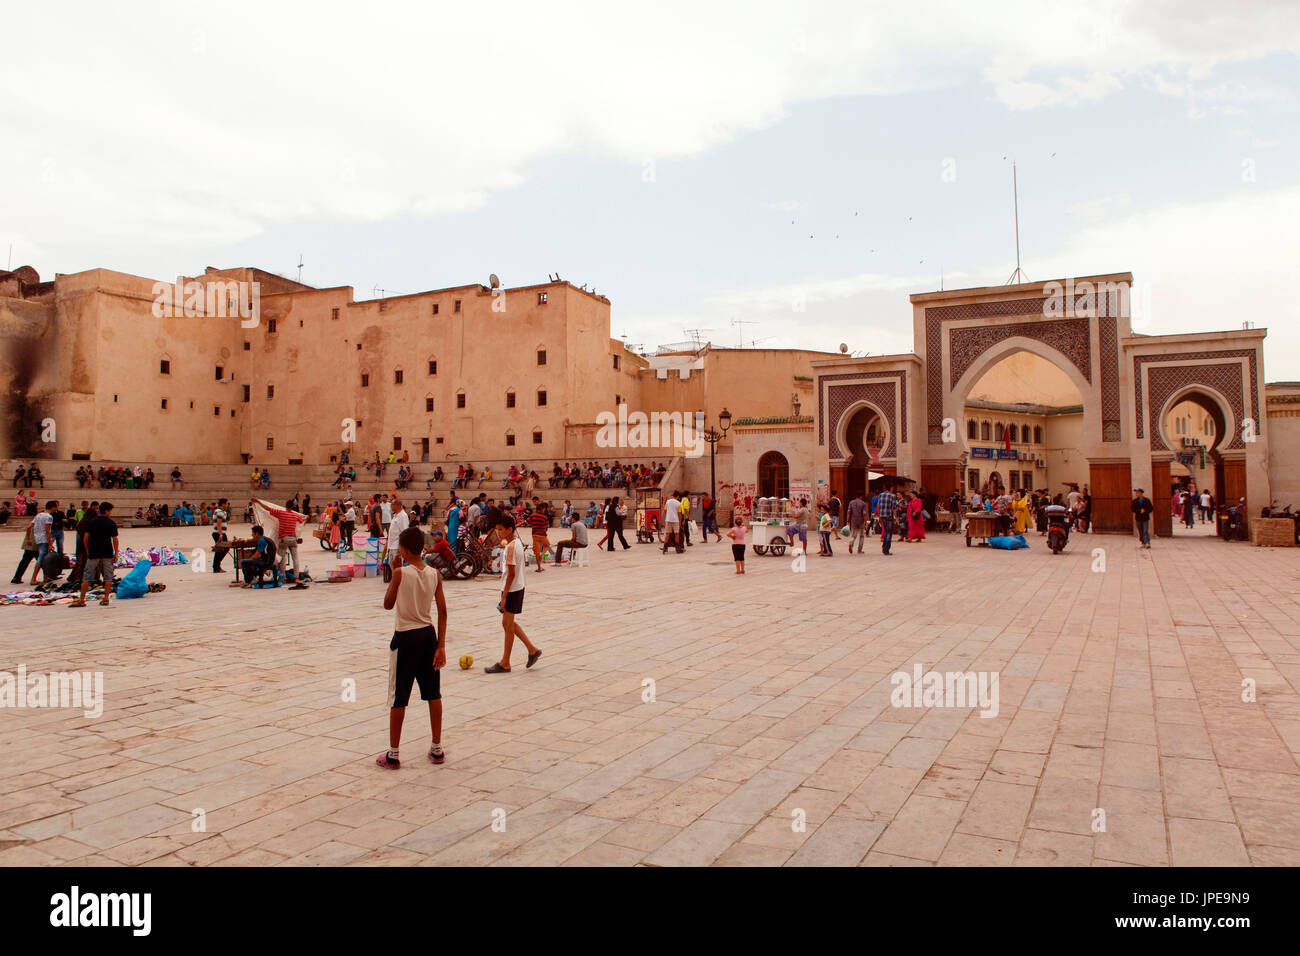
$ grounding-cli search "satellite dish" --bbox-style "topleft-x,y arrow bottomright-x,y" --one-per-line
489,274 -> 500,289
839,343 -> 849,354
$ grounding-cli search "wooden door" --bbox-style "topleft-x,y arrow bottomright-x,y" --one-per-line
829,466 -> 848,505
1151,457 -> 1172,538
1089,460 -> 1132,533
1223,459 -> 1247,507
921,464 -> 959,499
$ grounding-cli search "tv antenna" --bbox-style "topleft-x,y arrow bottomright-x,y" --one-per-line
731,317 -> 758,347
683,328 -> 714,350
1005,162 -> 1028,285
296,254 -> 304,283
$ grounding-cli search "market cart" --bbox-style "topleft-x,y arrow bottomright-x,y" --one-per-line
750,497 -> 791,556
635,488 -> 662,544
964,512 -> 1002,547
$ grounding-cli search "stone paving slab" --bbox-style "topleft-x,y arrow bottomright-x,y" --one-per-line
1,524 -> 1299,865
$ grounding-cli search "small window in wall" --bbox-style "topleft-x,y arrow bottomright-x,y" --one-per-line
615,394 -> 622,407
160,359 -> 171,374
242,384 -> 250,402
537,390 -> 547,406
1022,471 -> 1032,488
980,421 -> 991,441
436,437 -> 444,444
967,419 -> 977,439
267,318 -> 277,334
1008,424 -> 1018,443
457,393 -> 466,409
532,430 -> 542,444
1010,472 -> 1020,491
243,341 -> 250,351
968,469 -> 979,491
379,301 -> 387,313
361,373 -> 370,388
266,437 -> 274,451
393,436 -> 402,451
215,365 -> 224,380
161,398 -> 168,409
1034,425 -> 1043,444
355,420 -> 363,428
454,299 -> 461,313
506,390 -> 516,408
213,406 -> 221,416
425,397 -> 434,412
331,307 -> 340,320
428,360 -> 437,375
506,432 -> 515,447
230,409 -> 236,418
613,354 -> 620,370
432,303 -> 439,315
394,369 -> 404,385
538,292 -> 547,305
266,385 -> 275,399
537,349 -> 547,366
356,343 -> 362,351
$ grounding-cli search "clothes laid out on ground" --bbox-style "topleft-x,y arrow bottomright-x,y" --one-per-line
114,546 -> 191,569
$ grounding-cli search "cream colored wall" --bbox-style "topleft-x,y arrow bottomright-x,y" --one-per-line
1266,385 -> 1300,508
967,352 -> 1081,407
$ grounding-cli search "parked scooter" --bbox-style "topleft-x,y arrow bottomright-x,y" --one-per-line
1221,501 -> 1249,541
1045,504 -> 1070,554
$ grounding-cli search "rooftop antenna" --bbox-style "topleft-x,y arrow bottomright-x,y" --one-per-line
683,327 -> 715,350
730,317 -> 757,347
1005,162 -> 1028,285
296,254 -> 304,283
6,244 -> 11,271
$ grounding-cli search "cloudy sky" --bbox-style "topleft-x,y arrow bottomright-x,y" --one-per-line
5,1 -> 1299,374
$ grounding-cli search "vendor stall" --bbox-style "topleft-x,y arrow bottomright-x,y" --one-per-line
750,497 -> 791,556
964,512 -> 1004,547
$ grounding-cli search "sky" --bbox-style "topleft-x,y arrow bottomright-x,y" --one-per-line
4,0 -> 1299,375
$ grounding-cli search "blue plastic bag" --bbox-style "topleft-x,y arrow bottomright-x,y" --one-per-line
987,534 -> 1028,550
117,559 -> 151,599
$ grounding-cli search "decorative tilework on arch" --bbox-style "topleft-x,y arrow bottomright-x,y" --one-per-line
817,371 -> 907,460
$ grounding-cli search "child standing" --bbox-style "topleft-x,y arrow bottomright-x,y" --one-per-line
485,514 -> 542,674
377,526 -> 448,769
729,518 -> 746,574
818,506 -> 834,556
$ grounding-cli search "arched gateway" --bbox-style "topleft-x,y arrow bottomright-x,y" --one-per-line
813,273 -> 1269,533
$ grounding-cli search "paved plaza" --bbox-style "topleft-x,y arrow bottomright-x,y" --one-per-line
2,523 -> 1299,867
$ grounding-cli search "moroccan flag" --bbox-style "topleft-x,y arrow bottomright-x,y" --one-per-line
1003,425 -> 1011,451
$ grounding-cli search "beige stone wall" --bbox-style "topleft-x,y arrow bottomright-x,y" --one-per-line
1267,385 -> 1300,508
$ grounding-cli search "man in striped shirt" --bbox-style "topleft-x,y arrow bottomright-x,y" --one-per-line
874,486 -> 898,556
527,501 -> 551,573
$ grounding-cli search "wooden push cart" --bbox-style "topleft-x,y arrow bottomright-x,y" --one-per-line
964,512 -> 1002,547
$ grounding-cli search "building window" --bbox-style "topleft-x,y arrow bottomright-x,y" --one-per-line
242,385 -> 250,403
160,359 -> 171,374
454,299 -> 461,313
266,437 -> 274,451
615,394 -> 622,407
161,398 -> 168,409
266,385 -> 274,399
213,406 -> 221,416
394,369 -> 404,385
432,303 -> 439,315
967,419 -> 977,439
355,420 -> 363,428
436,437 -> 443,444
968,469 -> 979,491
532,430 -> 542,444
506,390 -> 516,408
537,349 -> 546,366
428,360 -> 437,375
1010,472 -> 1020,491
379,301 -> 387,313
425,397 -> 434,412
506,432 -> 515,447
243,341 -> 250,351
457,393 -> 466,409
393,436 -> 401,451
267,318 -> 277,333
1034,425 -> 1043,444
1008,424 -> 1018,443
537,390 -> 547,406
356,343 -> 362,350
331,307 -> 340,320
1022,471 -> 1032,488
980,421 -> 990,441
613,354 -> 620,370
361,373 -> 370,388
215,365 -> 224,380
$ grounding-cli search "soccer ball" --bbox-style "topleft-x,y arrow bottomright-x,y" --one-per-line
459,654 -> 474,670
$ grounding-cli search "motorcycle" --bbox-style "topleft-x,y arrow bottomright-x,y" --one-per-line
1220,504 -> 1248,542
1045,505 -> 1070,554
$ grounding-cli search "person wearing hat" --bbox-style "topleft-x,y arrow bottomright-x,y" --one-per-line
1131,488 -> 1154,548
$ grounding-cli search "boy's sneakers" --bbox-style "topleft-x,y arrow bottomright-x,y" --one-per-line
429,746 -> 445,764
375,751 -> 400,769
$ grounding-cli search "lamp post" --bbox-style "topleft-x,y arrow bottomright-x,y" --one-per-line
703,408 -> 732,506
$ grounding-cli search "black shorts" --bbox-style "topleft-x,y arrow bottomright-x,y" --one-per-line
387,625 -> 440,707
731,544 -> 745,561
501,588 -> 525,615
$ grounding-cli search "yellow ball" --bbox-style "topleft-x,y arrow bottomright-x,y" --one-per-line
459,654 -> 474,670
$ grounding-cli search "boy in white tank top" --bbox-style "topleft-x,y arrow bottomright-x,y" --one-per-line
377,526 -> 448,768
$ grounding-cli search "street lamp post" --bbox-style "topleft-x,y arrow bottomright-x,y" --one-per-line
703,408 -> 732,506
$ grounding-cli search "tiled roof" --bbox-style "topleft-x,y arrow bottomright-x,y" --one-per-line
733,415 -> 815,425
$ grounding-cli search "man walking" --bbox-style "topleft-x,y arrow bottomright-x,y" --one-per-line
73,502 -> 118,607
847,492 -> 867,554
1132,488 -> 1154,549
484,514 -> 542,674
875,483 -> 898,555
605,497 -> 630,551
662,491 -> 682,553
